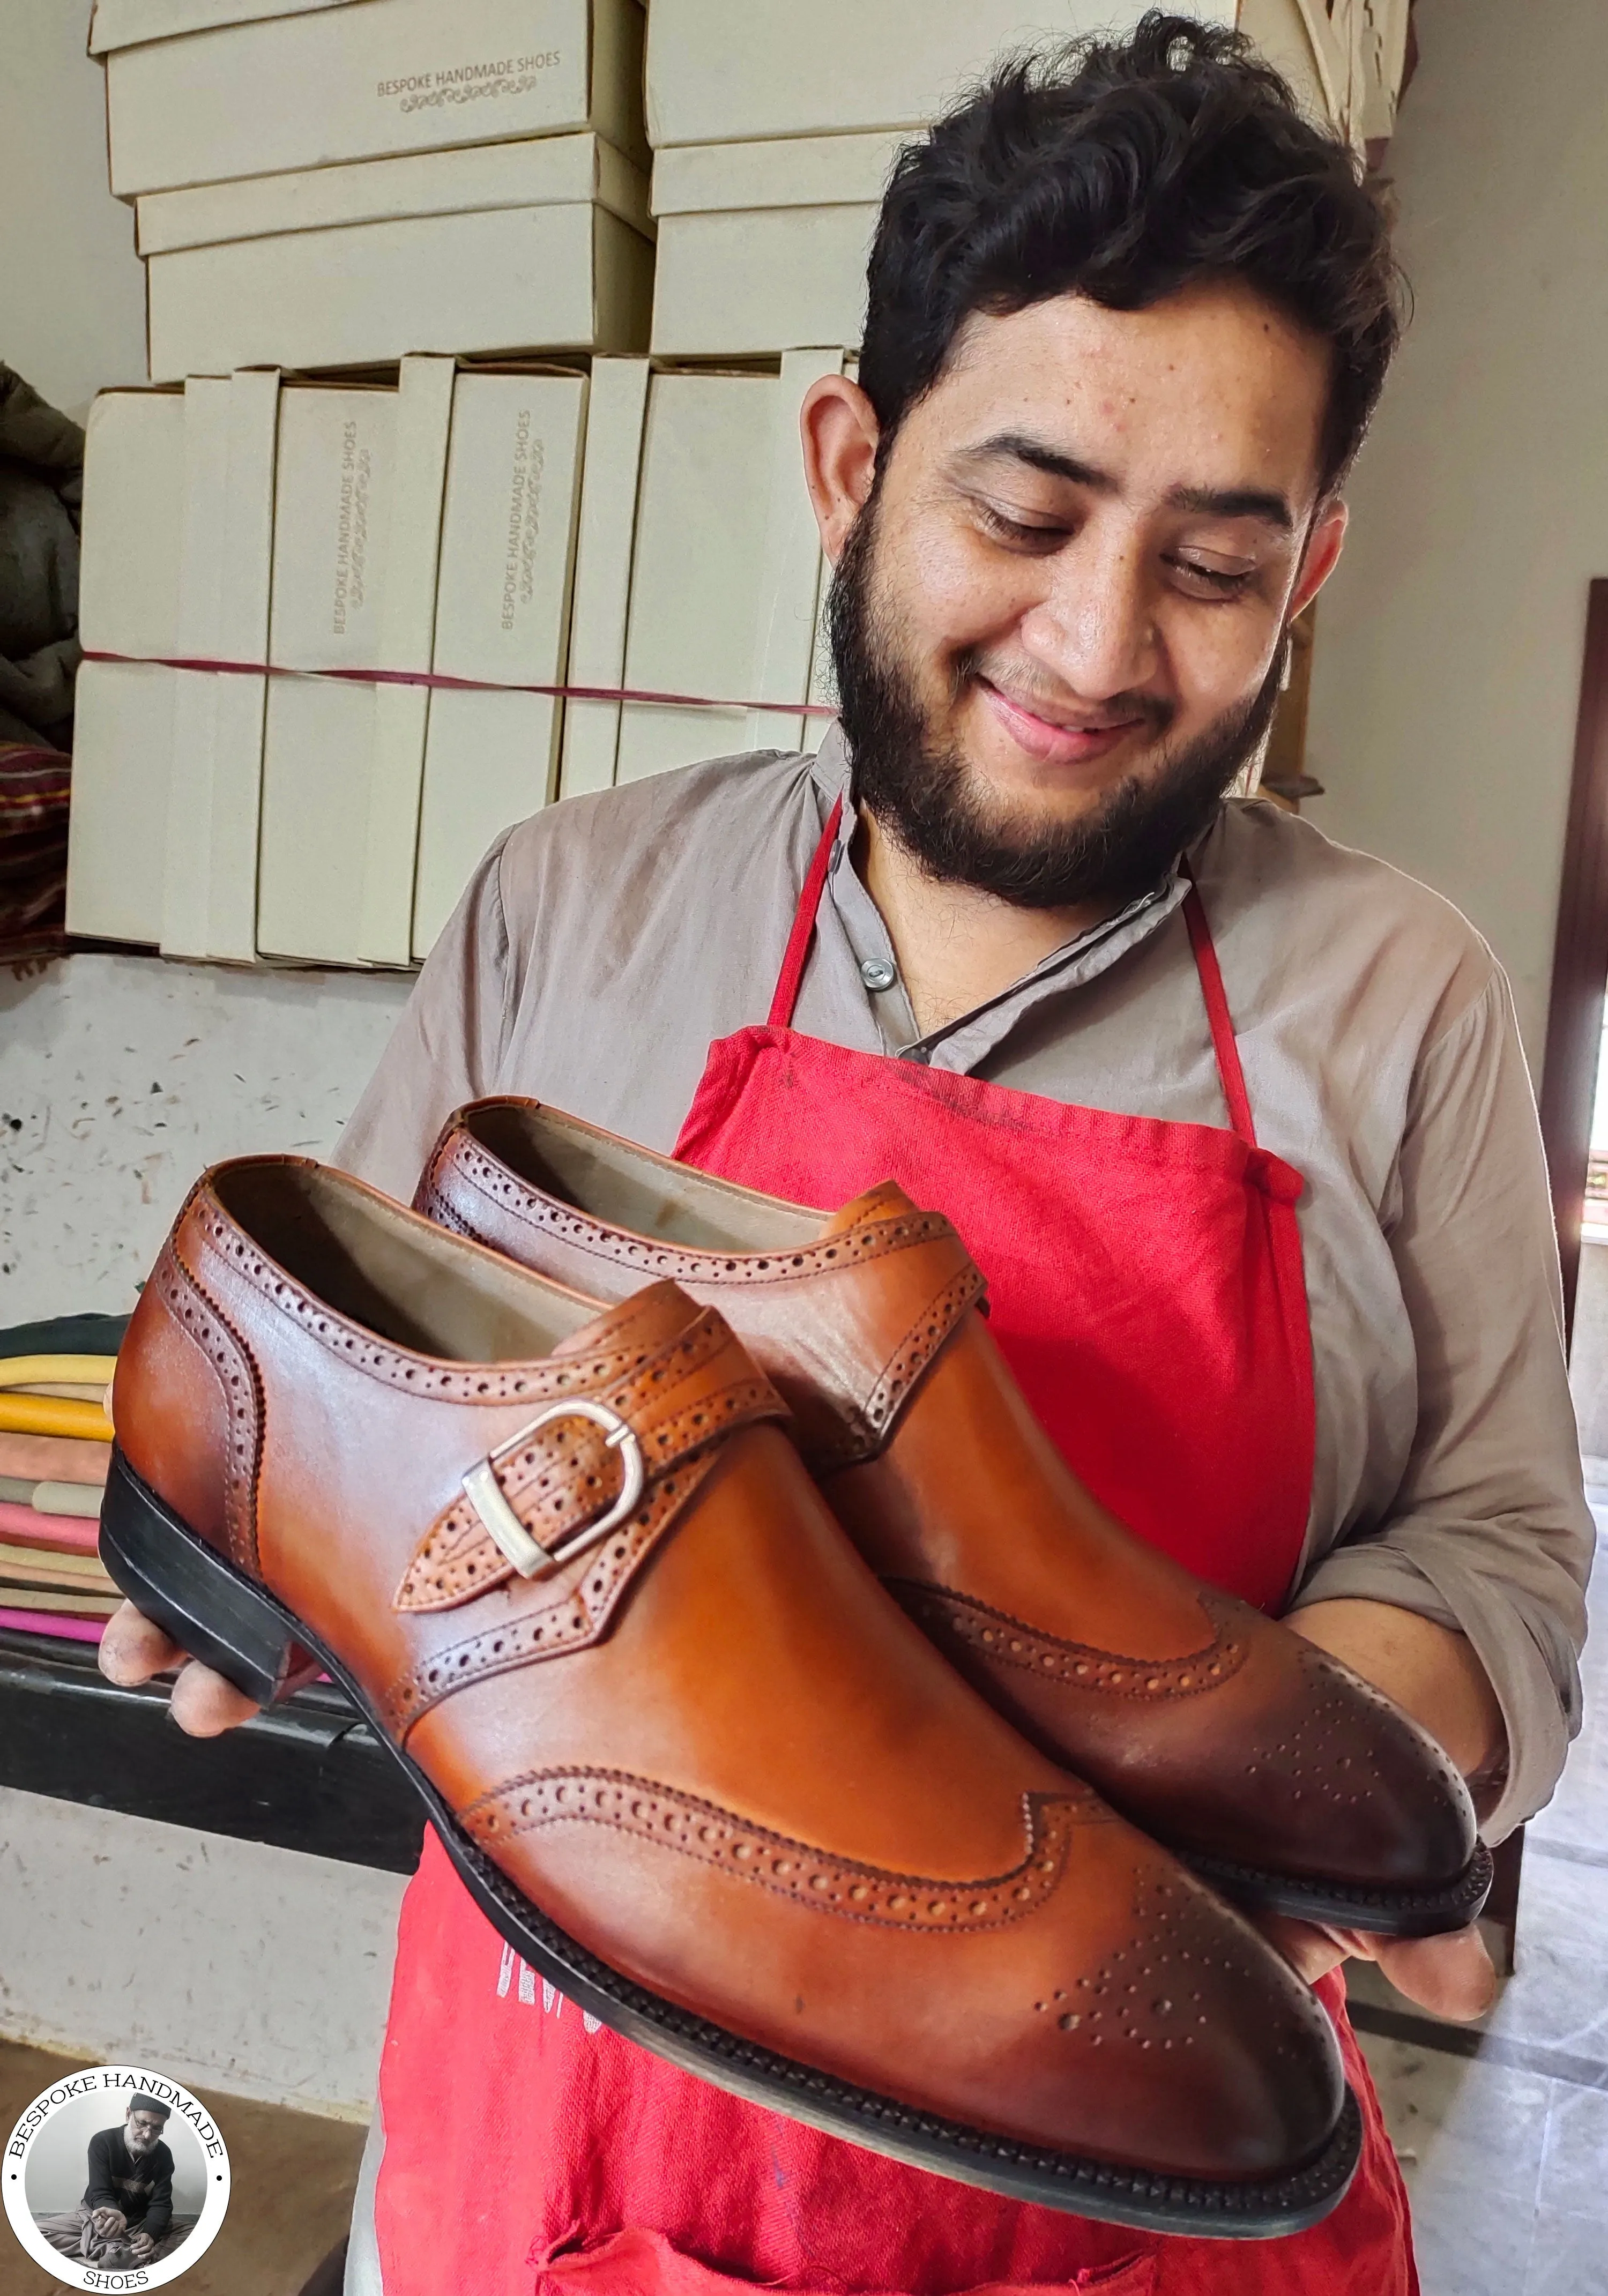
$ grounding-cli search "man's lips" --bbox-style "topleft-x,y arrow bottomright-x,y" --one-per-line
976,679 -> 1149,766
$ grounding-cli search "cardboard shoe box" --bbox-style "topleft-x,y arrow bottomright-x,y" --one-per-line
650,132 -> 900,358
412,368 -> 589,957
135,126 -> 649,253
161,369 -> 279,963
255,358 -> 455,967
102,0 -> 647,198
146,196 -> 653,381
90,0 -> 360,51
614,351 -> 844,790
66,388 -> 187,946
556,354 -> 649,800
644,1 -> 1343,148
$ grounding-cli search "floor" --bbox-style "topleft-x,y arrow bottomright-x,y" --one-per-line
0,2039 -> 363,2296
1350,1497 -> 1608,2295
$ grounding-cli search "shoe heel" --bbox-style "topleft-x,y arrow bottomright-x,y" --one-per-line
99,1444 -> 301,1706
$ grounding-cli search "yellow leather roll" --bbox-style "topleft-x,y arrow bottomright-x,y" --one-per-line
0,1395 -> 114,1442
0,1355 -> 120,1390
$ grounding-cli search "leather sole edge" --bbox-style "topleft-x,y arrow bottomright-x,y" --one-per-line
1181,1843 -> 1495,1940
99,1444 -> 1363,2238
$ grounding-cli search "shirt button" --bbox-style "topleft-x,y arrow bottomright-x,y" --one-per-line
859,957 -> 898,992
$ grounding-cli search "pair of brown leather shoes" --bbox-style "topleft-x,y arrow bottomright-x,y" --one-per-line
99,1104 -> 1479,2237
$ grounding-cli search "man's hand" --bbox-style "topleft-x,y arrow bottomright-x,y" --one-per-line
1261,1598 -> 1507,2021
99,1603 -> 261,1736
90,2209 -> 126,2238
1260,1912 -> 1498,2022
126,2228 -> 156,2260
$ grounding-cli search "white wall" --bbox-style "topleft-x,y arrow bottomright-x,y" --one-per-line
1,951 -> 412,1324
0,4 -> 147,421
0,1789 -> 407,2118
1305,0 -> 1608,1069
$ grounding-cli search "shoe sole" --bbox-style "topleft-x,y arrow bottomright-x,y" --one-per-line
100,1443 -> 1361,2238
1182,1841 -> 1493,1939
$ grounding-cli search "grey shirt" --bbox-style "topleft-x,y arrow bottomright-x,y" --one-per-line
338,726 -> 1593,1842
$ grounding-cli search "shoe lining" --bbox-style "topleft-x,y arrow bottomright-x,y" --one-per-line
467,1105 -> 822,1254
213,1164 -> 598,1364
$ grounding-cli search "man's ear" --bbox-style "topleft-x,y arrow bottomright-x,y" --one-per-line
1289,496 -> 1349,621
800,374 -> 881,564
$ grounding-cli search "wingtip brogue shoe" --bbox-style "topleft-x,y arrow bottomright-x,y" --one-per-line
103,1156 -> 1358,2235
418,1098 -> 1490,1940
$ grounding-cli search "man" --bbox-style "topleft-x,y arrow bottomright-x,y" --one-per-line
102,14 -> 1591,2293
36,2096 -> 192,2268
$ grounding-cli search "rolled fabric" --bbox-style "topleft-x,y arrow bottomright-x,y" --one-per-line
0,1541 -> 116,1588
33,1481 -> 105,1519
0,1431 -> 110,1484
0,1586 -> 118,1616
0,1355 -> 120,1389
0,1607 -> 105,1644
0,1478 -> 100,1518
4,1383 -> 109,1402
0,1396 -> 113,1441
0,1500 -> 101,1554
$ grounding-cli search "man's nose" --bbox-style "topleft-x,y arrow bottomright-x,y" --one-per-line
1017,538 -> 1161,702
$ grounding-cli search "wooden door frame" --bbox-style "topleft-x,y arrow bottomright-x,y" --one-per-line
1539,578 -> 1608,1342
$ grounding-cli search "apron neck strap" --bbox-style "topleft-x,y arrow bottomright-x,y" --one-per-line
768,800 -> 1259,1150
768,795 -> 843,1028
1180,864 -> 1259,1146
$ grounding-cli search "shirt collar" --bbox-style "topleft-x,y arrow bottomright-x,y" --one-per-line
807,721 -> 1193,1067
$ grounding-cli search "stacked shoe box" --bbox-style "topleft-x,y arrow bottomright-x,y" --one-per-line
67,358 -> 593,964
94,0 -> 654,376
70,0 -> 650,960
556,351 -> 844,803
643,1 -> 1366,363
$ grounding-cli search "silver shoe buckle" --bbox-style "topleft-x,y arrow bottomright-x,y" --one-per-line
461,1398 -> 647,1580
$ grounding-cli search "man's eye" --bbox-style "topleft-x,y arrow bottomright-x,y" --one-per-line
1170,556 -> 1254,596
977,504 -> 1066,549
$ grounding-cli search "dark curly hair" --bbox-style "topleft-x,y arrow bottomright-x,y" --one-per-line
859,11 -> 1404,496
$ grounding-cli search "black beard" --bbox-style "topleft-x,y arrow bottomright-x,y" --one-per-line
829,493 -> 1287,914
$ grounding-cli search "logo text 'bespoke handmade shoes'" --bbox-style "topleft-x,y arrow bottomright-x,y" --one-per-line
419,1100 -> 1490,1940
102,1158 -> 1358,2236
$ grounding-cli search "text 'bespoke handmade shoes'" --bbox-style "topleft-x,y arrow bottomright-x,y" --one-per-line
102,1157 -> 1357,2236
419,1098 -> 1490,1939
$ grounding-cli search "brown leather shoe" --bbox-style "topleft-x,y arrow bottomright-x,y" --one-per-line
419,1099 -> 1490,1940
102,1156 -> 1357,2234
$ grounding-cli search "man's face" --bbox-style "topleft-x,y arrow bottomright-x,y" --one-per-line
828,281 -> 1342,907
124,2111 -> 165,2156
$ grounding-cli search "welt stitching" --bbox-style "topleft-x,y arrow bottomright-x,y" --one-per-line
449,1139 -> 958,1286
459,1775 -> 1092,1932
894,1582 -> 1250,1700
859,1262 -> 989,1440
195,1198 -> 678,1403
159,1239 -> 265,1576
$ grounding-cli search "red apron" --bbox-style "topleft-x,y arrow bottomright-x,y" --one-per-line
374,801 -> 1416,2296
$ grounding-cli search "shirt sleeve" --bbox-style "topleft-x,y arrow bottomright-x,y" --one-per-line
143,2147 -> 174,2240
83,2130 -> 118,2212
1287,965 -> 1594,1842
332,832 -> 515,1198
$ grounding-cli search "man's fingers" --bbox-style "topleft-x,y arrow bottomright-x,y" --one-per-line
100,1601 -> 262,1734
1372,1926 -> 1498,2023
1255,1913 -> 1350,1987
1260,1909 -> 1498,2023
169,1659 -> 263,1737
99,1601 -> 187,1686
